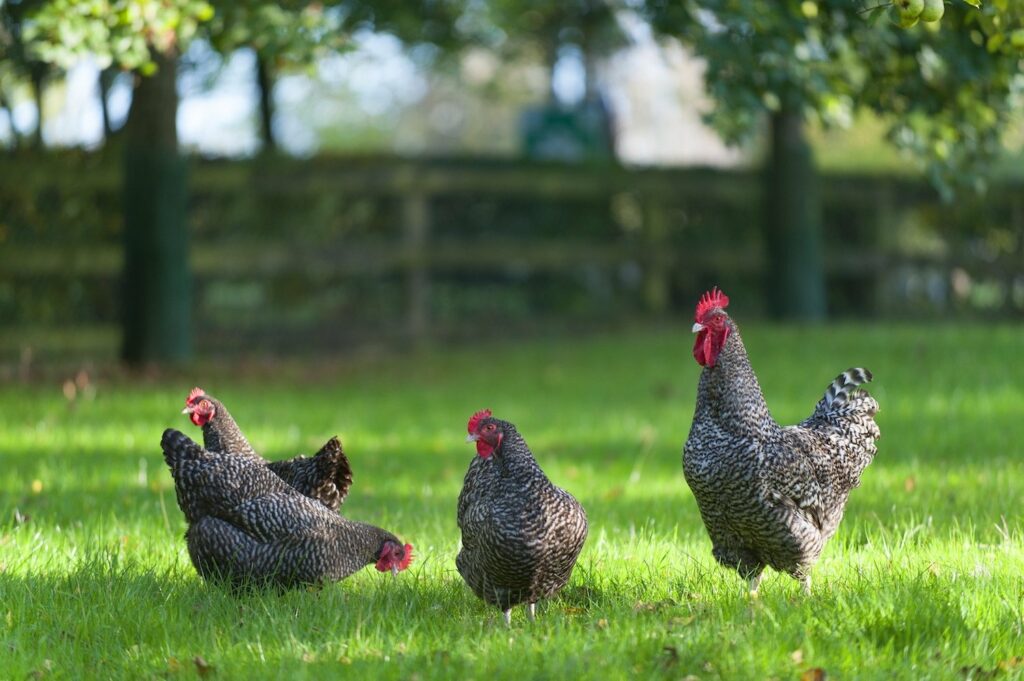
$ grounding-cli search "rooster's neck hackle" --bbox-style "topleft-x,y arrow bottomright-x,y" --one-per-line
200,398 -> 260,460
695,322 -> 776,439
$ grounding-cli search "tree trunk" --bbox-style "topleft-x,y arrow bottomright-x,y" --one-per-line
98,66 -> 119,141
255,53 -> 277,151
30,64 -> 45,149
0,88 -> 20,150
763,107 -> 826,321
120,51 -> 192,365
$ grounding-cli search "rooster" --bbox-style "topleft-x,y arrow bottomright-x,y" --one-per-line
457,410 -> 588,626
160,428 -> 412,588
683,288 -> 880,594
183,388 -> 351,511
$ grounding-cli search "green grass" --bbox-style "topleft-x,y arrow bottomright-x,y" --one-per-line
2,324 -> 1023,680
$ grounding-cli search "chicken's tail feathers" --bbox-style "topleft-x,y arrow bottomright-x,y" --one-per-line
822,368 -> 872,408
314,436 -> 354,509
808,367 -> 879,434
161,428 -> 207,468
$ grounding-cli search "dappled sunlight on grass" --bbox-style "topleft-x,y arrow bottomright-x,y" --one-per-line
1,324 -> 1023,678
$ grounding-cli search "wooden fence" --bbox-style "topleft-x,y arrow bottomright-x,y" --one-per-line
2,153 -> 1023,360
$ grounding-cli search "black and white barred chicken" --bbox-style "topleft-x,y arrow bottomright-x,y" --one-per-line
183,388 -> 351,511
457,410 -> 588,626
161,428 -> 412,588
683,288 -> 880,594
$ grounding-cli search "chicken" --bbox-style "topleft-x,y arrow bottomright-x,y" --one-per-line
457,410 -> 588,625
160,428 -> 412,588
683,288 -> 880,594
183,388 -> 351,511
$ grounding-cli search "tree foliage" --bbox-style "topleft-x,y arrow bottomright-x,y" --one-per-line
20,0 -> 214,71
642,0 -> 1024,194
12,0 -> 469,75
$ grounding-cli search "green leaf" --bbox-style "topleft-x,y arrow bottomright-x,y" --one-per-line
867,4 -> 889,25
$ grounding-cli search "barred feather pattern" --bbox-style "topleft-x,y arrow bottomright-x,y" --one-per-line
456,419 -> 588,612
161,428 -> 399,588
197,394 -> 352,511
683,319 -> 880,583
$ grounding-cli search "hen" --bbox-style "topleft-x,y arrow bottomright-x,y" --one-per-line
183,388 -> 352,511
683,288 -> 880,594
161,428 -> 412,588
457,410 -> 588,625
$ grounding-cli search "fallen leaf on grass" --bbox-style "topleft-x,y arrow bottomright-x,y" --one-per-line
167,657 -> 181,673
194,656 -> 213,677
801,668 -> 827,681
661,646 -> 678,669
791,649 -> 804,664
962,657 -> 1024,679
904,476 -> 916,492
596,618 -> 609,629
31,480 -> 43,494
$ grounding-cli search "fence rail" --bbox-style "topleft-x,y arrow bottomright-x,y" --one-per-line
2,153 -> 1023,360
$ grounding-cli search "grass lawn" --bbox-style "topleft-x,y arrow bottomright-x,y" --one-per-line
2,323 -> 1023,680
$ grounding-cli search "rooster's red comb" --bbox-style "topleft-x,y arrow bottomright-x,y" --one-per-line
695,287 -> 729,322
186,387 -> 205,405
467,409 -> 493,434
400,543 -> 414,570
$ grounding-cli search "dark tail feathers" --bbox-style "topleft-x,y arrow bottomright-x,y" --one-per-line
161,428 -> 206,467
314,436 -> 354,506
822,368 -> 873,409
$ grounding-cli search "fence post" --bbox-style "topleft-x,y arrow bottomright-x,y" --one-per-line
644,198 -> 670,314
403,192 -> 430,343
873,183 -> 896,316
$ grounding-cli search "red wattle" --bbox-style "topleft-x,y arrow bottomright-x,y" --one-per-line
476,441 -> 494,458
693,326 -> 729,367
693,330 -> 709,366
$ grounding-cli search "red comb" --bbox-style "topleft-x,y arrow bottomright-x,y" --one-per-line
695,287 -> 729,322
186,387 -> 205,405
400,543 -> 414,570
467,408 -> 492,434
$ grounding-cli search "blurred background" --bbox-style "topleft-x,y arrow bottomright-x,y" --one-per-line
1,0 -> 1023,371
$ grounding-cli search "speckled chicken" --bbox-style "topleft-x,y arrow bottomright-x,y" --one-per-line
457,410 -> 588,625
183,388 -> 351,511
683,288 -> 880,594
160,428 -> 412,588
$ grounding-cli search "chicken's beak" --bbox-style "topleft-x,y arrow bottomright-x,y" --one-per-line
391,565 -> 399,578
466,433 -> 479,443
181,406 -> 193,415
691,322 -> 704,333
